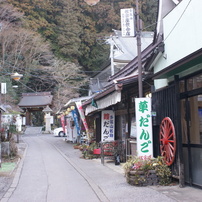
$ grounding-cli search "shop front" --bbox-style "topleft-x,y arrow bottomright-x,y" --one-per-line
83,75 -> 153,162
180,70 -> 202,187
152,66 -> 202,188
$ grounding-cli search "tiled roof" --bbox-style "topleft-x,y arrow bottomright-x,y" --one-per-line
18,92 -> 53,108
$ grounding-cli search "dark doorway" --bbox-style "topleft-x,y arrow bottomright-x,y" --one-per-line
32,111 -> 44,126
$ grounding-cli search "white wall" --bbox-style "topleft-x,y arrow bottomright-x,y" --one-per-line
154,0 -> 202,89
16,115 -> 22,132
65,116 -> 77,143
1,114 -> 22,132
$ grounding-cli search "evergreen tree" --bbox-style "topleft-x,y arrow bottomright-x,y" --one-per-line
54,0 -> 82,60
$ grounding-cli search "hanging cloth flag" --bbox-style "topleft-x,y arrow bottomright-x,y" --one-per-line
91,98 -> 98,108
71,109 -> 81,136
60,115 -> 65,134
75,101 -> 89,133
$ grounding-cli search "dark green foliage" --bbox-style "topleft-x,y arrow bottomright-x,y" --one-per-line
7,0 -> 158,75
1,0 -> 158,111
32,111 -> 44,126
139,0 -> 158,31
24,69 -> 57,93
0,76 -> 18,104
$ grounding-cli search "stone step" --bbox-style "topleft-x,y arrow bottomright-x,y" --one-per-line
24,126 -> 43,134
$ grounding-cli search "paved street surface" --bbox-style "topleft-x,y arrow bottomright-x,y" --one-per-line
1,132 -> 202,202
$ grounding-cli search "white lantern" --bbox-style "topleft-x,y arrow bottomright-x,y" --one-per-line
84,0 -> 100,6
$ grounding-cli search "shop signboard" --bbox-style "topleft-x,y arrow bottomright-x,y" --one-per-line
1,83 -> 6,94
135,98 -> 153,157
101,110 -> 115,142
120,8 -> 135,37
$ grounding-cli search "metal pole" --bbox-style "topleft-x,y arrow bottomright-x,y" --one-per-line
136,0 -> 143,98
110,35 -> 115,76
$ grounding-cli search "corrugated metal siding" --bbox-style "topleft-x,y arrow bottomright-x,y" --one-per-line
152,85 -> 177,125
152,84 -> 180,177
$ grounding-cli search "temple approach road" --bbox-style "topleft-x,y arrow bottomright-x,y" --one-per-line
1,132 -> 202,202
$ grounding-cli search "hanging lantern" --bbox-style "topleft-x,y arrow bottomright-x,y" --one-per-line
11,72 -> 23,81
84,0 -> 100,6
71,106 -> 75,110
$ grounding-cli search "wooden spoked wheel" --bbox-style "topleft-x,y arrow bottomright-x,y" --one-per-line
159,117 -> 176,166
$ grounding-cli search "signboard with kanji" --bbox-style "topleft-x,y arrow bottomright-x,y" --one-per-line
135,98 -> 153,157
121,8 -> 135,37
101,110 -> 115,142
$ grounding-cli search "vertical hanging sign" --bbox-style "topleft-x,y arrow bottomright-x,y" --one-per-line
60,115 -> 65,133
1,83 -> 6,94
71,109 -> 81,136
101,110 -> 115,142
135,98 -> 153,157
75,101 -> 89,133
120,8 -> 136,37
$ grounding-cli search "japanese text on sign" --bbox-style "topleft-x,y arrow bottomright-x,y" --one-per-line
135,98 -> 153,157
121,8 -> 135,37
101,110 -> 115,142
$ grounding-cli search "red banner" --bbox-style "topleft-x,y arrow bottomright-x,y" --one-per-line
75,101 -> 89,132
60,115 -> 65,133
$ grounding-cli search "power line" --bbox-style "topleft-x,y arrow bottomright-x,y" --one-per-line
163,0 -> 192,42
17,80 -> 37,93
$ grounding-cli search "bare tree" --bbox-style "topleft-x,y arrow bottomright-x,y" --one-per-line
0,1 -> 89,113
0,2 -> 24,23
51,60 -> 88,112
0,24 -> 52,74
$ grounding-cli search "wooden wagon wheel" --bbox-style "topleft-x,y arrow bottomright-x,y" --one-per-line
159,117 -> 176,166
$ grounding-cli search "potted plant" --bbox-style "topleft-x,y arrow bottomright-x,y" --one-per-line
73,143 -> 81,149
123,155 -> 171,186
80,141 -> 100,159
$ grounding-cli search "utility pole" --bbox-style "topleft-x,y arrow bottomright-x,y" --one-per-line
136,0 -> 143,98
110,35 -> 115,76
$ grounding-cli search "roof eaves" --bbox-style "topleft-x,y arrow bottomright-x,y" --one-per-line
82,84 -> 117,107
64,96 -> 93,107
108,39 -> 164,81
153,47 -> 202,79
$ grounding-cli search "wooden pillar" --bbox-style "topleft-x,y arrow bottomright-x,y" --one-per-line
175,75 -> 185,187
25,110 -> 31,126
0,111 -> 2,130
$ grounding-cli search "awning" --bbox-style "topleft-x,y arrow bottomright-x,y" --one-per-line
64,96 -> 92,107
85,91 -> 121,115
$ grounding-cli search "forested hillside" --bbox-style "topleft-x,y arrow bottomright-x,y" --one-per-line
0,0 -> 158,112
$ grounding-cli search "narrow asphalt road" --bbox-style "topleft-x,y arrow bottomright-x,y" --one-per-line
7,134 -> 102,202
1,129 -> 201,202
1,133 -> 192,202
2,134 -> 175,202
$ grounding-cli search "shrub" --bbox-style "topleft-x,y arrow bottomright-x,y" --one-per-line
123,155 -> 171,185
